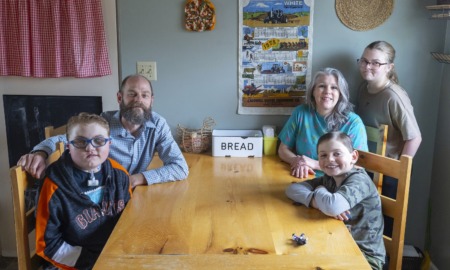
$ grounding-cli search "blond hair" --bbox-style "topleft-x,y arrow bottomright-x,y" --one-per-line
366,41 -> 399,84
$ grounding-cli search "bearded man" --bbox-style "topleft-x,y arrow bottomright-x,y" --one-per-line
18,75 -> 189,187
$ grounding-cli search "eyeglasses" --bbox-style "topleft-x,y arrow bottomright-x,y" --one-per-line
69,136 -> 112,149
357,59 -> 388,69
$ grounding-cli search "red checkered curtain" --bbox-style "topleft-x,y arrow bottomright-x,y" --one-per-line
0,0 -> 111,78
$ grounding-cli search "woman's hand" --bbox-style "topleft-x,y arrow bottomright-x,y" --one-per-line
290,155 -> 315,178
278,143 -> 317,178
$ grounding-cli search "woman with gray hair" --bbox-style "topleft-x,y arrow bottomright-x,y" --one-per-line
278,67 -> 368,178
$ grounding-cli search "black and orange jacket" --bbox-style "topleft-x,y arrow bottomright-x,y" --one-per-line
36,151 -> 132,270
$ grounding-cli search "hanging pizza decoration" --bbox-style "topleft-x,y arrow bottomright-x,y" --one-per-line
185,0 -> 216,32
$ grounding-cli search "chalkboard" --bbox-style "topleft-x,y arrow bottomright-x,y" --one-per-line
3,95 -> 103,167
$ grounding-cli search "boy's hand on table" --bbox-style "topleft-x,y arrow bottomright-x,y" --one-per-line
335,210 -> 351,221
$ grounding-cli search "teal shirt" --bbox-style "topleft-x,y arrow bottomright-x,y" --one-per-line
279,105 -> 368,175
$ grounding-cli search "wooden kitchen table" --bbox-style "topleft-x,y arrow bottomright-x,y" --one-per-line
94,153 -> 370,269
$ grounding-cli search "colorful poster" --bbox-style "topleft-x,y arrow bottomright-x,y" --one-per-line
238,0 -> 313,115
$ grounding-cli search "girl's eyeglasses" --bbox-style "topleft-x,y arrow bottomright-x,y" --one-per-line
357,59 -> 388,69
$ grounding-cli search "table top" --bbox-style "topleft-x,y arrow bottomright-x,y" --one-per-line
94,153 -> 370,270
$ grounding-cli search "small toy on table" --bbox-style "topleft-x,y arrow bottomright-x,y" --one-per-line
292,232 -> 307,246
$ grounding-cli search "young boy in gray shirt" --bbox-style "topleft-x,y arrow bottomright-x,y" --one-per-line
286,131 -> 385,270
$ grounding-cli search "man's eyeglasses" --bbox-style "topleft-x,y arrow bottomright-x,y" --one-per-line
357,59 -> 388,69
69,137 -> 112,149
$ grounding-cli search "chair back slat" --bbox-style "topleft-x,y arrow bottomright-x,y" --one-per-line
47,142 -> 65,165
357,150 -> 398,177
365,125 -> 388,192
44,125 -> 67,139
11,165 -> 35,270
366,124 -> 388,156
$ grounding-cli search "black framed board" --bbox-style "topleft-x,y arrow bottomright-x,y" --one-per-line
3,95 -> 103,167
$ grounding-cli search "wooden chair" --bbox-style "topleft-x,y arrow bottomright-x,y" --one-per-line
44,125 -> 66,163
47,142 -> 65,164
365,124 -> 388,192
44,125 -> 66,139
10,142 -> 64,270
356,150 -> 412,270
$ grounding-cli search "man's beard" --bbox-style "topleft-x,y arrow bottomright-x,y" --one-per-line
120,101 -> 152,125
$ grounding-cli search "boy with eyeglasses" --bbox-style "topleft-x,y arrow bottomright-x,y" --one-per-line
18,75 -> 189,188
35,113 -> 132,270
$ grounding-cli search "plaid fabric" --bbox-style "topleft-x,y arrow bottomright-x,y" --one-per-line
0,0 -> 111,78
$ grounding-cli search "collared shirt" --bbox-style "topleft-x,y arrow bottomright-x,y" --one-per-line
33,110 -> 189,185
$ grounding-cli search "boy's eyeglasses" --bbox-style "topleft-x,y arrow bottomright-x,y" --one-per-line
69,137 -> 112,149
357,59 -> 388,69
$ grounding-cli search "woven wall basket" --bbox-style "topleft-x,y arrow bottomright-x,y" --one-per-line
335,0 -> 394,31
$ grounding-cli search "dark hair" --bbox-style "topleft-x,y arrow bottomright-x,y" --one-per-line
306,67 -> 353,131
119,74 -> 154,96
317,131 -> 354,153
365,41 -> 399,84
66,113 -> 110,140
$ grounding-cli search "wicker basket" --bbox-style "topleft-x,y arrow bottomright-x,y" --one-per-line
177,117 -> 215,153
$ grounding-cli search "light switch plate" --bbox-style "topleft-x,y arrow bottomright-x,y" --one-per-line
136,61 -> 157,81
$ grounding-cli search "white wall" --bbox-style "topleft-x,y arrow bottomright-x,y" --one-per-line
0,0 -> 119,256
